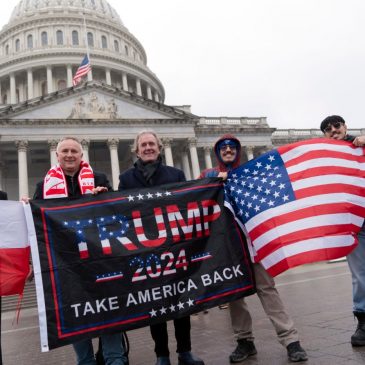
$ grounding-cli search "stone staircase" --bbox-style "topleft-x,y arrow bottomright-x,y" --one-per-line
1,281 -> 37,312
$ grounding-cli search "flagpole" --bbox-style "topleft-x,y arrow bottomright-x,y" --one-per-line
83,15 -> 91,80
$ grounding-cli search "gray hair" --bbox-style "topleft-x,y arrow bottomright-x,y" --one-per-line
132,129 -> 163,154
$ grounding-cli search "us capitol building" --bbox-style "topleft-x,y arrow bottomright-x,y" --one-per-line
0,0 -> 362,199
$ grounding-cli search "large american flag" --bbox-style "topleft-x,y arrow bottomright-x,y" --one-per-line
224,138 -> 365,276
72,55 -> 91,86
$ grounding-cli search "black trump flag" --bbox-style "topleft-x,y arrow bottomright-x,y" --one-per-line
30,178 -> 255,351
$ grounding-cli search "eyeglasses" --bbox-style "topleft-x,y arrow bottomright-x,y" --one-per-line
324,121 -> 343,133
220,145 -> 237,152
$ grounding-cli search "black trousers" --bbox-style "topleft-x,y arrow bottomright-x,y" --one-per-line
150,316 -> 191,357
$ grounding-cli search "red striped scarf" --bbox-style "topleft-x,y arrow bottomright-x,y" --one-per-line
43,161 -> 95,199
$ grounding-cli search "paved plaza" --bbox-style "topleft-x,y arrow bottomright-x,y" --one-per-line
2,261 -> 365,365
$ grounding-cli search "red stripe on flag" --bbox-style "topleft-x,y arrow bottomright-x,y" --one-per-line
284,149 -> 364,168
256,224 -> 360,259
0,247 -> 30,296
266,246 -> 356,277
249,202 -> 365,242
289,166 -> 365,182
294,184 -> 365,200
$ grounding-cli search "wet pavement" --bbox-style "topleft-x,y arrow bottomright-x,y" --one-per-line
2,261 -> 365,364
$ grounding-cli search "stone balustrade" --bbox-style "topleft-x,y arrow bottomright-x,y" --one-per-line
199,117 -> 267,126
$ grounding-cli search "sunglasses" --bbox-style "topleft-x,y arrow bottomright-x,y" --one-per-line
324,121 -> 343,133
220,145 -> 237,152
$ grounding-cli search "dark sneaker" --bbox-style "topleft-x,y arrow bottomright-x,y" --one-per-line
229,339 -> 257,363
178,351 -> 205,365
286,341 -> 308,362
156,357 -> 171,365
351,324 -> 365,346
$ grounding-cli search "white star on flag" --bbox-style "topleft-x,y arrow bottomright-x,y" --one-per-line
150,309 -> 157,317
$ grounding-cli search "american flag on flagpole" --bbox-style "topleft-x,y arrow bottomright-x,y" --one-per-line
224,138 -> 365,277
72,55 -> 91,86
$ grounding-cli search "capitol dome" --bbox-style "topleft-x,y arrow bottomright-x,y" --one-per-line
8,0 -> 124,27
0,0 -> 164,104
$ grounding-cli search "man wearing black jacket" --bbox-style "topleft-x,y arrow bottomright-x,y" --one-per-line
320,115 -> 365,346
118,130 -> 204,365
33,137 -> 128,365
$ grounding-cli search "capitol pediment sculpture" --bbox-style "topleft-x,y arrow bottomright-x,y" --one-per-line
68,92 -> 119,119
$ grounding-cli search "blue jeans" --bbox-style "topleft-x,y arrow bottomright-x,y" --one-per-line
73,332 -> 128,365
347,225 -> 365,313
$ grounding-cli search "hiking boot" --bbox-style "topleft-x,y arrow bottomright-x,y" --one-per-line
286,341 -> 308,362
229,339 -> 257,363
351,312 -> 365,346
178,351 -> 204,365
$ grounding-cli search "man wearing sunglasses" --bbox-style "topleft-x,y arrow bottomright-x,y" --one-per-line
320,115 -> 365,146
321,115 -> 365,346
199,134 -> 308,363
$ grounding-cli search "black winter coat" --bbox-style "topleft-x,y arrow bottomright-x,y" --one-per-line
118,160 -> 185,190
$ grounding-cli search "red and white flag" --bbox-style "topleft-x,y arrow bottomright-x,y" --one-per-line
225,138 -> 365,276
0,201 -> 30,296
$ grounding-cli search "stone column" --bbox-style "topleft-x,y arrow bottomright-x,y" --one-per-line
81,139 -> 90,163
181,149 -> 192,180
188,138 -> 200,179
46,66 -> 53,94
105,69 -> 111,85
162,138 -> 174,167
18,86 -> 25,103
16,140 -> 29,199
87,68 -> 93,82
136,78 -> 142,96
154,91 -> 159,102
10,73 -> 16,104
130,144 -> 137,164
0,159 -> 5,190
48,139 -> 58,166
147,85 -> 152,100
67,65 -> 73,87
122,72 -> 128,91
27,69 -> 33,99
203,146 -> 213,169
107,139 -> 120,190
0,161 -> 4,190
246,146 -> 254,161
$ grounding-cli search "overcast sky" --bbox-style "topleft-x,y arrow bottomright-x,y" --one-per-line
1,0 -> 365,129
